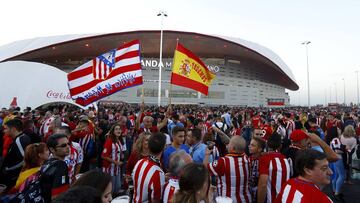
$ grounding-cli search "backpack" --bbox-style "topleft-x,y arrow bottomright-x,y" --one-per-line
352,144 -> 360,171
9,172 -> 44,203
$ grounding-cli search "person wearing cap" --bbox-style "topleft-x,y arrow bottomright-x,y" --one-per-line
307,117 -> 325,140
283,129 -> 339,178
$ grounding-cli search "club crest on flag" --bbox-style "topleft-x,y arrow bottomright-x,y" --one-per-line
93,49 -> 116,80
179,59 -> 191,78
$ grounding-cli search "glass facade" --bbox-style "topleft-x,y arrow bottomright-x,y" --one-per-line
170,90 -> 198,98
136,88 -> 165,97
201,91 -> 225,99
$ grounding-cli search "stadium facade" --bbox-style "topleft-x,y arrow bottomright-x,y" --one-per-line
0,30 -> 298,107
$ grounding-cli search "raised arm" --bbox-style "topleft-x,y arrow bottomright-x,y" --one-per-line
135,102 -> 145,131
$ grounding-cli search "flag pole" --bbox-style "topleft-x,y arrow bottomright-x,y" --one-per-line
141,86 -> 145,104
169,38 -> 179,107
157,11 -> 168,107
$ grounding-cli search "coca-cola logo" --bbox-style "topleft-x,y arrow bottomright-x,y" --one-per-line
46,90 -> 71,100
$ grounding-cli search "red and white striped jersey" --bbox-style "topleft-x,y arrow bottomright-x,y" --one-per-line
39,116 -> 55,137
138,126 -> 159,134
64,142 -> 82,183
78,133 -> 94,154
102,138 -> 124,176
207,153 -> 252,203
259,152 -> 291,203
72,142 -> 83,164
276,178 -> 333,203
132,157 -> 165,203
162,178 -> 179,203
316,117 -> 323,127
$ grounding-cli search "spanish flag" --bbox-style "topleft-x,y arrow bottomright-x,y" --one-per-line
170,43 -> 216,95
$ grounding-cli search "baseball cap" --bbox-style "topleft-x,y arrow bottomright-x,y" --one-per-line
290,130 -> 308,142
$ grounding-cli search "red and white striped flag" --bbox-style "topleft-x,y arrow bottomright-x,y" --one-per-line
67,40 -> 143,106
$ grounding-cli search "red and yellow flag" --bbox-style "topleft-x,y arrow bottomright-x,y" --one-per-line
170,43 -> 216,95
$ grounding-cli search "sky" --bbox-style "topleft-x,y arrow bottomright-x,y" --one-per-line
1,0 -> 360,106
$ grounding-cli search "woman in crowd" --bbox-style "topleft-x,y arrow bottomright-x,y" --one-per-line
101,123 -> 125,194
72,169 -> 112,203
12,143 -> 49,192
328,126 -> 346,200
125,132 -> 151,182
172,163 -> 212,203
341,125 -> 358,184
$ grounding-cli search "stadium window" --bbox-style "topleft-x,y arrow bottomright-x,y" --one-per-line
137,89 -> 165,97
170,90 -> 197,98
202,91 -> 225,99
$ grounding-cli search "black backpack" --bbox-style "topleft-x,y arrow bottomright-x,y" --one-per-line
9,172 -> 44,203
8,159 -> 62,203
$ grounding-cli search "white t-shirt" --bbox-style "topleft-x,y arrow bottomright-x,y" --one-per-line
340,135 -> 357,151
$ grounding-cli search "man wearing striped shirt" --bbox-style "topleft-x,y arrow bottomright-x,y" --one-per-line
132,132 -> 166,203
204,136 -> 252,203
276,149 -> 333,203
257,133 -> 291,203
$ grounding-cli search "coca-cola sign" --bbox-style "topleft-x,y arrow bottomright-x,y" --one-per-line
46,90 -> 71,100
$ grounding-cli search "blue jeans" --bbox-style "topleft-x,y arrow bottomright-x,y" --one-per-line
332,158 -> 345,194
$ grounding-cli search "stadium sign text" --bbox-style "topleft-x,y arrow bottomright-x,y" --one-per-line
141,59 -> 220,73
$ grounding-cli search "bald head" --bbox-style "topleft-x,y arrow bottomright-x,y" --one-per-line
228,136 -> 246,154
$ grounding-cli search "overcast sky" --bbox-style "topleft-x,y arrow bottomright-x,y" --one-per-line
1,0 -> 359,106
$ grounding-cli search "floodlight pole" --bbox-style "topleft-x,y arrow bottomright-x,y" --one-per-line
356,71 -> 359,106
301,41 -> 311,109
342,78 -> 346,105
157,10 -> 167,107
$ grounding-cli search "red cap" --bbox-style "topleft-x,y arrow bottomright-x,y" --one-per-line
290,130 -> 308,142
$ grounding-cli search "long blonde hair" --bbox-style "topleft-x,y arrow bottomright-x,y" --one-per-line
133,132 -> 152,156
343,125 -> 355,138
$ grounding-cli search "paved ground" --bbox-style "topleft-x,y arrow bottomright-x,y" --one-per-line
323,179 -> 360,203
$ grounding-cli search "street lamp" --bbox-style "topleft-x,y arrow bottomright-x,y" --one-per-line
301,41 -> 311,108
157,10 -> 168,107
356,71 -> 359,106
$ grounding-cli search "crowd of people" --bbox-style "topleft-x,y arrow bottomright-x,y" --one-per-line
0,102 -> 360,203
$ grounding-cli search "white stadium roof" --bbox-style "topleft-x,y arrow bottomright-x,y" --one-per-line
0,30 -> 298,90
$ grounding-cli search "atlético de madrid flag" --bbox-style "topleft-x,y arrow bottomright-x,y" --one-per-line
67,40 -> 143,106
170,43 -> 216,95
